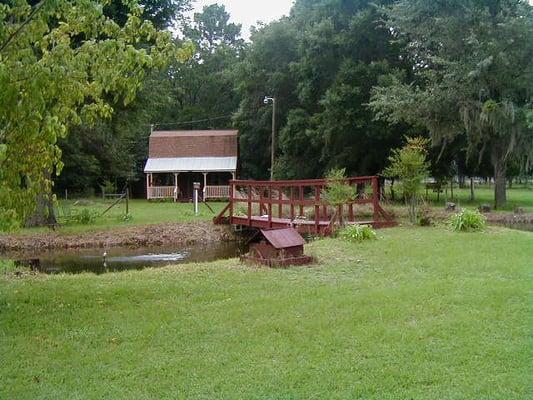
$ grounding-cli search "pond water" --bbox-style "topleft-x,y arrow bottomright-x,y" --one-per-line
2,241 -> 245,275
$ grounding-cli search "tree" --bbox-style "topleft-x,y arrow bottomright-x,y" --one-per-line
0,0 -> 192,228
370,0 -> 533,209
104,0 -> 191,30
383,137 -> 430,223
234,0 -> 410,180
321,168 -> 356,226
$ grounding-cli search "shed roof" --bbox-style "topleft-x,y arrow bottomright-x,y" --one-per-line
148,130 -> 238,158
151,130 -> 238,137
144,156 -> 237,173
260,228 -> 306,249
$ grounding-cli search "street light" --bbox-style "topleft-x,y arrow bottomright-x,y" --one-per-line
264,96 -> 276,181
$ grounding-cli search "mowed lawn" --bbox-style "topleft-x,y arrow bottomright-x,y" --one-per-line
17,200 -> 228,234
1,227 -> 531,399
423,184 -> 533,211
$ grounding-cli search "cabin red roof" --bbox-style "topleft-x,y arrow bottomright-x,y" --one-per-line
148,130 -> 238,158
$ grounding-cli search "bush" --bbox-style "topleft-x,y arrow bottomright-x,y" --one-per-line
418,204 -> 432,226
339,224 -> 377,242
76,208 -> 98,225
449,209 -> 486,232
63,208 -> 99,225
117,212 -> 133,222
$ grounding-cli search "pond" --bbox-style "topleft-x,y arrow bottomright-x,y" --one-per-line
1,241 -> 246,275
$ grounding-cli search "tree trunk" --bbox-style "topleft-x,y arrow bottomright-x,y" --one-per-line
390,178 -> 395,201
492,155 -> 507,210
25,170 -> 57,228
407,194 -> 417,224
25,192 -> 57,228
470,177 -> 475,201
458,174 -> 466,188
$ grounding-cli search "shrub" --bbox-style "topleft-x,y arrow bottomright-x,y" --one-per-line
339,224 -> 377,242
321,168 -> 356,207
117,213 -> 133,222
418,204 -> 432,226
382,137 -> 430,224
449,209 -> 486,232
76,208 -> 98,225
64,208 -> 99,225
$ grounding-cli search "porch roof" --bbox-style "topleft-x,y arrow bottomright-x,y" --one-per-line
144,156 -> 237,173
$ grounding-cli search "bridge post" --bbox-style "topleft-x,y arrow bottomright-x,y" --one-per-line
372,176 -> 379,223
229,180 -> 234,221
314,186 -> 320,233
247,184 -> 252,226
268,184 -> 273,228
290,187 -> 295,220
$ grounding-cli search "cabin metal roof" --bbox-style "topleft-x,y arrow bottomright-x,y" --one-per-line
144,156 -> 237,173
260,228 -> 306,249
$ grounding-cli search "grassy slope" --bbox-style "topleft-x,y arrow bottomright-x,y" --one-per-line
1,227 -> 531,399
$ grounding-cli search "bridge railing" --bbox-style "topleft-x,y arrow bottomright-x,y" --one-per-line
215,176 -> 393,232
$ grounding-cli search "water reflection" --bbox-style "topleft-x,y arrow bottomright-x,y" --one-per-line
6,242 -> 244,275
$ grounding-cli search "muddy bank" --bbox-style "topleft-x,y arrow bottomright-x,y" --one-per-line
0,222 -> 235,253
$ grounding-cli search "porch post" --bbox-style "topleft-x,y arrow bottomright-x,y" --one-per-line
174,173 -> 179,202
146,173 -> 150,200
202,172 -> 208,199
231,171 -> 236,198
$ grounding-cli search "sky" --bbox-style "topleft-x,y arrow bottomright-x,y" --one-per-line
191,0 -> 294,38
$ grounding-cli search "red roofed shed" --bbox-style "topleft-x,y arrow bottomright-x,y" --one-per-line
144,130 -> 238,201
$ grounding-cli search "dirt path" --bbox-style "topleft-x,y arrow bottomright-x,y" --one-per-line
0,222 -> 235,253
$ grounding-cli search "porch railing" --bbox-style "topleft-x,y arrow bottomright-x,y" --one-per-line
149,186 -> 175,199
204,185 -> 230,199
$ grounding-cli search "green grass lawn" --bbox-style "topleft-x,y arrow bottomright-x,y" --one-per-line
16,199 -> 228,234
1,226 -> 531,399
422,184 -> 533,211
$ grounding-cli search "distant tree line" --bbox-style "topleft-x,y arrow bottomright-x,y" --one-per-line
54,0 -> 531,210
1,0 -> 531,228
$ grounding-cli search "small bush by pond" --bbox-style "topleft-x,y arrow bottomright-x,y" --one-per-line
450,208 -> 486,232
338,224 -> 377,242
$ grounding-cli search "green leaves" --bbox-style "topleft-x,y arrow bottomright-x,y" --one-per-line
338,224 -> 377,242
383,137 -> 430,223
372,0 -> 533,208
321,168 -> 356,207
0,0 -> 189,229
449,209 -> 486,232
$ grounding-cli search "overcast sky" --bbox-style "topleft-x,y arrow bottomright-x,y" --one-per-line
191,0 -> 294,38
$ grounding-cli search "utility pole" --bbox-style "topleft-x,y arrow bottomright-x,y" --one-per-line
264,96 -> 276,180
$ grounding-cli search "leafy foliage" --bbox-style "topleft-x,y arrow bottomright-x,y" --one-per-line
0,0 -> 192,228
449,209 -> 487,232
370,0 -> 533,209
234,0 -> 408,179
339,224 -> 377,242
321,168 -> 356,207
383,137 -> 430,223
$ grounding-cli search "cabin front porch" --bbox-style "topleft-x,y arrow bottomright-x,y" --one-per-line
146,171 -> 235,201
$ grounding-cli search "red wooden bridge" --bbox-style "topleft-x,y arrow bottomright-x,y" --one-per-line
214,176 -> 396,235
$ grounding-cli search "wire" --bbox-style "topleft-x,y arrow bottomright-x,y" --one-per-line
152,114 -> 233,128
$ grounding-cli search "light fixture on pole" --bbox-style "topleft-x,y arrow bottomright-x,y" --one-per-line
264,96 -> 276,181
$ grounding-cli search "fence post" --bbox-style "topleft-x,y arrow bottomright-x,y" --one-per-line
126,188 -> 129,215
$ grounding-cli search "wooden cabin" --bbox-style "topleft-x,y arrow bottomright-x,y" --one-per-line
144,130 -> 238,201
